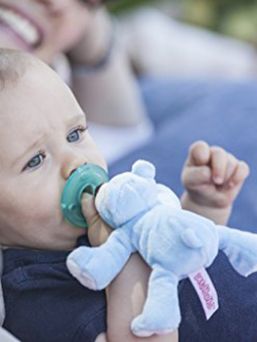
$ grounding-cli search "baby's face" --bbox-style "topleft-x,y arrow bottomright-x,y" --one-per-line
0,0 -> 91,63
0,60 -> 106,250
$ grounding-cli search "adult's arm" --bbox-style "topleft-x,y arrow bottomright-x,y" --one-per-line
69,7 -> 147,127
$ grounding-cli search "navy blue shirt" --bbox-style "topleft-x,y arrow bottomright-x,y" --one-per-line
3,237 -> 257,341
179,252 -> 257,341
2,236 -> 106,342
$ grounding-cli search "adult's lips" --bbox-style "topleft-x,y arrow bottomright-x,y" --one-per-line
0,4 -> 43,50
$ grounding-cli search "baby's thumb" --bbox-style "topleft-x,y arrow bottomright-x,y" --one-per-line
81,193 -> 99,226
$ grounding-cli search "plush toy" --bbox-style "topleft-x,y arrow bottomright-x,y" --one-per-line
67,160 -> 257,337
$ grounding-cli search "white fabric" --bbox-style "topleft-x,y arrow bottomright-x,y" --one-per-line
0,249 -> 4,326
51,54 -> 72,86
0,327 -> 20,341
120,7 -> 257,79
89,117 -> 153,164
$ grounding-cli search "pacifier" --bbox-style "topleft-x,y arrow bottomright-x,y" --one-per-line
61,163 -> 109,228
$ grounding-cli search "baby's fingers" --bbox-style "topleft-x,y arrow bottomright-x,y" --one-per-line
210,146 -> 229,185
182,165 -> 212,188
222,153 -> 238,183
187,141 -> 211,166
82,194 -> 112,246
227,161 -> 250,189
81,193 -> 98,226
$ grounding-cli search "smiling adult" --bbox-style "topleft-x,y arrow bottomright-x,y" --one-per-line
0,0 -> 152,163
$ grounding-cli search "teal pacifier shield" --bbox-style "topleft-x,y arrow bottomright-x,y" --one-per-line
61,164 -> 108,228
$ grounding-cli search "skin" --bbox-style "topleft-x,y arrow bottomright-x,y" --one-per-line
82,140 -> 249,341
0,53 -> 177,342
0,0 -> 146,126
0,1 -> 247,211
0,53 -> 249,341
0,3 -> 249,339
181,140 -> 250,224
85,140 -> 250,248
0,56 -> 106,250
0,0 -> 93,63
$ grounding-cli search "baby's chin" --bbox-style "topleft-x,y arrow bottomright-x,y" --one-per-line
30,221 -> 86,251
53,221 -> 86,250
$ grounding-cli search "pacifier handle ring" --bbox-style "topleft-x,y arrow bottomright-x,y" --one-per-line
61,164 -> 109,228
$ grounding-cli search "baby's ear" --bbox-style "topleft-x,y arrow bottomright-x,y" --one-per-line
131,160 -> 156,179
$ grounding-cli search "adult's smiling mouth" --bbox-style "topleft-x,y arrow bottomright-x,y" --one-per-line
0,4 -> 43,50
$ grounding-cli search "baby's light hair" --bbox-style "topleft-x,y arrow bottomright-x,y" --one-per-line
0,48 -> 32,90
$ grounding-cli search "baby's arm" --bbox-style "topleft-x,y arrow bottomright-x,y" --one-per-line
82,195 -> 178,342
181,141 -> 249,224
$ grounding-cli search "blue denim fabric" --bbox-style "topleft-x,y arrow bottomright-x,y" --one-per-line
2,236 -> 106,342
110,78 -> 257,231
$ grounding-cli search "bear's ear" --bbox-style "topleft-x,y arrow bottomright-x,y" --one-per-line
131,160 -> 156,179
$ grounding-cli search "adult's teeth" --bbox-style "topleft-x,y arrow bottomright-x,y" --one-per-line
0,8 -> 39,45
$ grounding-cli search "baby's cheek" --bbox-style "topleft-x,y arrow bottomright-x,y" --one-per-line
40,198 -> 61,221
25,190 -> 61,224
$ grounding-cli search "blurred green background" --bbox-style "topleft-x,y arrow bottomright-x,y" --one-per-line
108,0 -> 257,45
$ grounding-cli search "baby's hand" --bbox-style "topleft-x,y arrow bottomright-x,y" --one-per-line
81,193 -> 112,246
181,141 -> 249,210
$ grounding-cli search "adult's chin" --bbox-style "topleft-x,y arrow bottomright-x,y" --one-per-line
0,27 -> 29,50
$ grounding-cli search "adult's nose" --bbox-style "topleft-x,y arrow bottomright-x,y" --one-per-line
35,0 -> 70,13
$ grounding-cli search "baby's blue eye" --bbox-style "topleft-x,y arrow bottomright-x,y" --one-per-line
67,126 -> 86,143
23,152 -> 46,171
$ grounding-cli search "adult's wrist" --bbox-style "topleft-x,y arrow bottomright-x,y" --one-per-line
68,7 -> 113,67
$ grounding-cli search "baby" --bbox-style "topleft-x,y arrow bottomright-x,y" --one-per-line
0,49 -> 249,342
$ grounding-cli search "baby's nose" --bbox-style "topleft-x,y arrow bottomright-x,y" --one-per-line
62,159 -> 87,180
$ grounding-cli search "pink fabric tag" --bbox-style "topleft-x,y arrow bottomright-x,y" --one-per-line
189,267 -> 219,320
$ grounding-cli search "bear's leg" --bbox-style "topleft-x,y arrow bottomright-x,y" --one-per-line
131,265 -> 180,337
67,229 -> 135,290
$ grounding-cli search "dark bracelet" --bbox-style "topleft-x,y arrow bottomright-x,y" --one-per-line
71,23 -> 115,74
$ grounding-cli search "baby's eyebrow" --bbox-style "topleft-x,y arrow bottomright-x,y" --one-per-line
66,112 -> 86,127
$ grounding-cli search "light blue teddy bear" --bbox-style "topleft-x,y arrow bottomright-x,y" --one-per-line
67,160 -> 257,337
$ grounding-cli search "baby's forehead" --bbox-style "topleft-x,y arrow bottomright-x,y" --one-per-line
0,49 -> 84,126
0,50 -> 32,90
